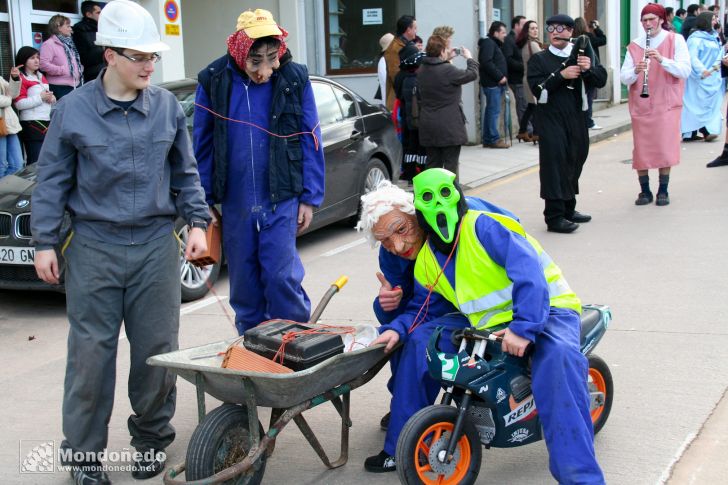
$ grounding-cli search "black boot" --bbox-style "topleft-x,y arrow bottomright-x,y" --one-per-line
656,174 -> 670,206
635,175 -> 653,205
707,144 -> 728,167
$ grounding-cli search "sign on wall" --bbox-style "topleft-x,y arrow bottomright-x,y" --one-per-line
164,0 -> 179,23
362,8 -> 383,25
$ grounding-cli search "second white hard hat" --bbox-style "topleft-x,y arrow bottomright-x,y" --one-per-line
95,0 -> 169,53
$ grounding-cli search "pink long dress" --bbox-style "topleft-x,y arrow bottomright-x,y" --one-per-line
627,32 -> 684,169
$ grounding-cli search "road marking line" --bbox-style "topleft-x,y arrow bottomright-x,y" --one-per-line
119,295 -> 230,342
181,295 -> 229,315
656,432 -> 697,484
119,295 -> 227,341
320,237 -> 367,257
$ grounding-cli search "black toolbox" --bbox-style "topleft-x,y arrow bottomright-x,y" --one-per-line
243,320 -> 344,371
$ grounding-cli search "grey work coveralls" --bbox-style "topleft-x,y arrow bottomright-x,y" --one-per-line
30,71 -> 209,457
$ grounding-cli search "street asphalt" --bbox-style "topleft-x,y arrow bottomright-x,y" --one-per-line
1,101 -> 726,484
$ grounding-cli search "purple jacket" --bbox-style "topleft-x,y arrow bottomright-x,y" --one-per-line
40,35 -> 83,87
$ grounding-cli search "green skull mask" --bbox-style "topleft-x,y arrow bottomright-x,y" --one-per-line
413,168 -> 461,243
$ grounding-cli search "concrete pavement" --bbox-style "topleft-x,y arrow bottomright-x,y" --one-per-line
457,102 -> 632,190
457,100 -> 728,484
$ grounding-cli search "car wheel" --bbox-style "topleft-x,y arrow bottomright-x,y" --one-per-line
175,219 -> 221,302
364,158 -> 390,194
348,158 -> 390,225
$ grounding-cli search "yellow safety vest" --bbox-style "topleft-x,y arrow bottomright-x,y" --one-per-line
413,211 -> 581,329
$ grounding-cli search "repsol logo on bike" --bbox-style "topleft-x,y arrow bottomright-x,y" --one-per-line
503,395 -> 537,426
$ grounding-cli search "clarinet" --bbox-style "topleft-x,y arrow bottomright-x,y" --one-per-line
640,28 -> 651,98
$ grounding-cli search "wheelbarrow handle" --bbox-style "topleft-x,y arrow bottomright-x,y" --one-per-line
309,275 -> 349,324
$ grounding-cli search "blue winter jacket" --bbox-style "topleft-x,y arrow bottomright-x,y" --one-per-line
194,52 -> 324,207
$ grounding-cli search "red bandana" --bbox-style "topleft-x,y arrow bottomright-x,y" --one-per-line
226,27 -> 288,70
641,4 -> 666,21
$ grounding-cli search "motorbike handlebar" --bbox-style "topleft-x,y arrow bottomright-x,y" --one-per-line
451,327 -> 502,346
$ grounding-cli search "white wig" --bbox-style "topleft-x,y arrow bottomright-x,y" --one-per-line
356,180 -> 415,247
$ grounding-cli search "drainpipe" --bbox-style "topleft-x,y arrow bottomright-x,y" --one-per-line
478,0 -> 487,39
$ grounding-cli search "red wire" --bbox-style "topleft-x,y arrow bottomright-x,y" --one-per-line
407,223 -> 463,334
193,102 -> 321,151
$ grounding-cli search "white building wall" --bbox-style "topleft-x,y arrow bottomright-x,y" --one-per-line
180,0 -> 279,78
139,0 -> 186,83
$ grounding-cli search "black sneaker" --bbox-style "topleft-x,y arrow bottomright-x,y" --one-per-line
635,192 -> 654,205
380,412 -> 391,431
131,449 -> 166,480
364,450 -> 396,473
655,192 -> 670,206
70,465 -> 111,485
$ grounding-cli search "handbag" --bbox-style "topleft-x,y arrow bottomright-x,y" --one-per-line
189,207 -> 222,267
0,111 -> 7,137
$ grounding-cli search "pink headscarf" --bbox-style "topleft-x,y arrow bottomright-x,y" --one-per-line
226,27 -> 288,70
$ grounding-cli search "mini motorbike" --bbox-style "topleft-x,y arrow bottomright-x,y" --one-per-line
395,304 -> 613,485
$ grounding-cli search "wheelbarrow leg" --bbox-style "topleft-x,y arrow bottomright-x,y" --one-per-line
266,408 -> 285,457
293,392 -> 350,469
330,396 -> 353,427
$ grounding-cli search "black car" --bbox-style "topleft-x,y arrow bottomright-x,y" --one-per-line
0,76 -> 401,301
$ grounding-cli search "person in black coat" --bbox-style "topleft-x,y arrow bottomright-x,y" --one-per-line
478,21 -> 509,148
527,14 -> 607,233
681,4 -> 701,39
417,35 -> 478,179
502,15 -> 531,140
394,44 -> 426,182
72,1 -> 104,82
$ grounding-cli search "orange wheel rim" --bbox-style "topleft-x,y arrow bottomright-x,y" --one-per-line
413,421 -> 472,485
589,368 -> 607,423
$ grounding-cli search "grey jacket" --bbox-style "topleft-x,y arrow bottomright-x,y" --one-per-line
31,70 -> 209,249
417,57 -> 479,147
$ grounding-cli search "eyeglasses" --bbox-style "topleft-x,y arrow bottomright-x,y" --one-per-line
546,24 -> 570,33
114,49 -> 161,64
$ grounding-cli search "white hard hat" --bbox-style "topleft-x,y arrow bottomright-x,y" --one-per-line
95,0 -> 169,53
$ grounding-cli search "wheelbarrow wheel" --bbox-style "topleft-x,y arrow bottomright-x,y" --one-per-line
186,403 -> 266,484
396,405 -> 481,485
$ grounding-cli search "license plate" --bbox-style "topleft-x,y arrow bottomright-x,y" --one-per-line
0,246 -> 35,265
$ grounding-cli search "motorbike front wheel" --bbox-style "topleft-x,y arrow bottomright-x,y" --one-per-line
396,405 -> 482,485
588,353 -> 614,434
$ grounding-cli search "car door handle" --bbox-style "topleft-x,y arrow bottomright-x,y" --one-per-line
350,130 -> 363,140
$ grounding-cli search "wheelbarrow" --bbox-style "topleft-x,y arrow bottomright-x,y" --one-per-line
147,277 -> 391,484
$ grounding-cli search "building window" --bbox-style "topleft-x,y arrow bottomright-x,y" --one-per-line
324,0 -> 415,75
32,1 -> 79,14
491,0 -> 513,26
0,0 -> 8,14
543,0 -> 570,42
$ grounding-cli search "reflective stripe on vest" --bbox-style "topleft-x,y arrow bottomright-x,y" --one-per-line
413,210 -> 581,329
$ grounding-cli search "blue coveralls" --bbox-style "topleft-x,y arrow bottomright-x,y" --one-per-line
195,63 -> 324,334
380,211 -> 605,484
373,198 -> 519,455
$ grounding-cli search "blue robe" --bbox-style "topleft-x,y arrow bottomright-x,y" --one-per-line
681,30 -> 724,135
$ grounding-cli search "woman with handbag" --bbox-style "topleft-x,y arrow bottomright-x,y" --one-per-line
13,46 -> 55,164
40,15 -> 83,99
0,66 -> 24,177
